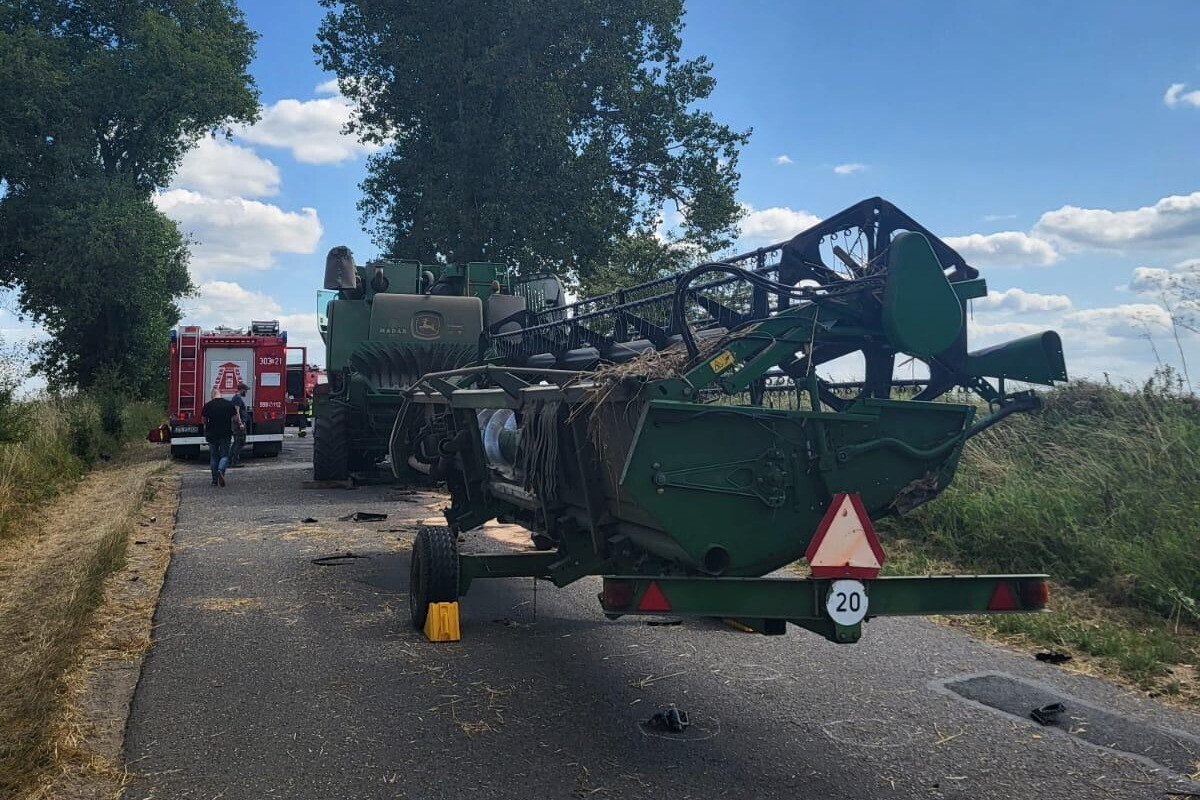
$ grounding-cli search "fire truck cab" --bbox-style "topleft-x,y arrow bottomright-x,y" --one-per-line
164,320 -> 288,459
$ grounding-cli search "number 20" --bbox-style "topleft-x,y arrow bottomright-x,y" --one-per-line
835,591 -> 861,613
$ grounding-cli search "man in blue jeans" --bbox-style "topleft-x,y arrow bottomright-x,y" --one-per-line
202,388 -> 237,487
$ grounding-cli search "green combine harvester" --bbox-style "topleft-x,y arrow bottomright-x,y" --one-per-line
321,198 -> 1067,643
313,251 -> 564,479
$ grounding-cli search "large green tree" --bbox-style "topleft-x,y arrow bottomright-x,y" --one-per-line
0,0 -> 259,393
316,0 -> 748,279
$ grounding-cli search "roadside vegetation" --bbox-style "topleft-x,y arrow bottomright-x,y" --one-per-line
0,347 -> 173,797
0,377 -> 162,540
881,370 -> 1200,699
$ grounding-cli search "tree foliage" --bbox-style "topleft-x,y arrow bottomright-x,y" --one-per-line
0,0 -> 260,191
0,0 -> 259,393
317,0 -> 748,278
0,183 -> 191,392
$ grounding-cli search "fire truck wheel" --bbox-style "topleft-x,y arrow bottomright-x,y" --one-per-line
312,404 -> 351,480
409,525 -> 459,630
253,442 -> 282,458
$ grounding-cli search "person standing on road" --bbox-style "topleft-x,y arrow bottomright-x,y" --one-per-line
230,381 -> 251,467
202,388 -> 236,487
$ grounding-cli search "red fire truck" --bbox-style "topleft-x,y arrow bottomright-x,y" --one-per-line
158,320 -> 288,459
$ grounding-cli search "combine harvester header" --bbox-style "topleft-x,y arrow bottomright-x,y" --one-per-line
331,197 -> 1068,643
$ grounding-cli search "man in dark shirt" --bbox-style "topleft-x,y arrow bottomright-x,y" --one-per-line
229,382 -> 250,467
202,388 -> 237,487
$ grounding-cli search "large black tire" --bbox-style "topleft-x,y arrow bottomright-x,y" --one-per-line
312,403 -> 351,480
409,525 -> 459,630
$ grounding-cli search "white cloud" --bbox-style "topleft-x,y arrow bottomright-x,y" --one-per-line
1165,83 -> 1200,109
774,154 -> 793,165
315,78 -> 340,96
173,137 -> 280,199
1065,304 -> 1172,338
189,280 -> 281,329
738,204 -> 821,246
1033,191 -> 1200,250
186,282 -> 323,363
833,163 -> 867,175
944,231 -> 1060,266
982,213 -> 1017,222
154,189 -> 323,279
975,287 -> 1072,314
236,93 -> 379,164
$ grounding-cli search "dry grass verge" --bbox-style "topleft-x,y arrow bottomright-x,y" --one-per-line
0,442 -> 177,800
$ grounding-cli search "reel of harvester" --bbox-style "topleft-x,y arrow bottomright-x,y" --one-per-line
395,198 -> 1066,643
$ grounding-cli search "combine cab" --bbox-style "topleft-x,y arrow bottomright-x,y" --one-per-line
391,198 -> 1068,643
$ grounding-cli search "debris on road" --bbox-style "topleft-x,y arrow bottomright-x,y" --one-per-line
1030,702 -> 1067,725
1035,651 -> 1073,664
311,552 -> 371,566
338,511 -> 388,522
301,517 -> 318,523
644,705 -> 690,733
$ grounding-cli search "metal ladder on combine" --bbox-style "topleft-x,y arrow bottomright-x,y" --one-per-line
177,326 -> 201,418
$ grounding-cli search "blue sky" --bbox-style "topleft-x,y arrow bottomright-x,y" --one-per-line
7,0 -> 1198,386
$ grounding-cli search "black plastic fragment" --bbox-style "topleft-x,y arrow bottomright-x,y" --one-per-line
1035,651 -> 1072,664
339,511 -> 388,522
645,705 -> 690,733
311,552 -> 370,566
1030,702 -> 1067,725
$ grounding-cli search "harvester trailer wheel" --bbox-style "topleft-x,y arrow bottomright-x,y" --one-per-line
409,525 -> 459,630
312,403 -> 351,480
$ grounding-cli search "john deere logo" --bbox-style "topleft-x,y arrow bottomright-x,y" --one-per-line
412,311 -> 442,339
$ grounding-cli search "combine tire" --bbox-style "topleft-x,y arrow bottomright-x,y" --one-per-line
312,404 -> 351,480
409,525 -> 459,630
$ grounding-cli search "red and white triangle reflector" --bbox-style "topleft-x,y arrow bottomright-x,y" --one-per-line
805,493 -> 886,579
637,581 -> 672,612
987,581 -> 1021,611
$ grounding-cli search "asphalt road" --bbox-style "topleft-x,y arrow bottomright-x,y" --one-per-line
126,435 -> 1200,799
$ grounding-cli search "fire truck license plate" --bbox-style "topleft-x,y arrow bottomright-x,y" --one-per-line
826,580 -> 868,626
174,425 -> 200,434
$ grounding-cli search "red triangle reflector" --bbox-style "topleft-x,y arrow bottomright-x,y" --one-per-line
987,581 -> 1020,611
638,581 -> 672,612
805,493 -> 886,579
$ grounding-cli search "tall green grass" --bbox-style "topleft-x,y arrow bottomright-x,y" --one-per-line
0,393 -> 163,539
883,374 -> 1200,622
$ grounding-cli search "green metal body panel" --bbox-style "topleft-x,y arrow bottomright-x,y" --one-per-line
882,231 -> 964,356
967,331 -> 1068,384
615,397 -> 975,575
